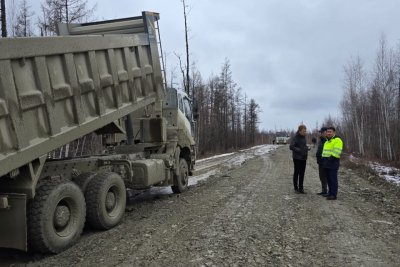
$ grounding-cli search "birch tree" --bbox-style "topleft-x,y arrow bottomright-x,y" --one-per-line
341,56 -> 366,155
340,34 -> 400,164
372,36 -> 397,161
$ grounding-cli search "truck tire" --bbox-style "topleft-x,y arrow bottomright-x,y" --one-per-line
85,172 -> 126,230
27,179 -> 86,253
171,158 -> 189,194
72,172 -> 97,193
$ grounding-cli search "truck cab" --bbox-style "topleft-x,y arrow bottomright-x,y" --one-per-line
163,88 -> 196,171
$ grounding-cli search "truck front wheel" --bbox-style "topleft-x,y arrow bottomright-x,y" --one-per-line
85,172 -> 126,230
27,180 -> 86,253
171,158 -> 189,194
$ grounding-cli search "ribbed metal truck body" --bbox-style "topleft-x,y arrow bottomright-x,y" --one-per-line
0,13 -> 164,179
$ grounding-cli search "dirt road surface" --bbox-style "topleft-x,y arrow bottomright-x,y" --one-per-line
1,145 -> 399,266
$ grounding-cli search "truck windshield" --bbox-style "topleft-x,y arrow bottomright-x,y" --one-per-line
183,98 -> 192,120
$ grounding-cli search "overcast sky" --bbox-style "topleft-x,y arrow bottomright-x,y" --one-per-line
29,0 -> 400,131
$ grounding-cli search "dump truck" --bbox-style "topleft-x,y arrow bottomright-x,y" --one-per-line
0,12 -> 196,253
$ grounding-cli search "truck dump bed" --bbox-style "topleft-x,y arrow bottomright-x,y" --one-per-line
0,12 -> 164,177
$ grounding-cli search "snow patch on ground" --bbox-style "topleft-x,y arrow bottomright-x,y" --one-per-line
254,145 -> 279,155
190,145 -> 278,185
349,154 -> 400,186
196,152 -> 236,163
225,154 -> 253,167
370,163 -> 400,186
239,144 -> 266,152
189,169 -> 217,186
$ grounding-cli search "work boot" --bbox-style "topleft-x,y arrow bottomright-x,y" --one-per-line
299,189 -> 306,194
326,195 -> 337,200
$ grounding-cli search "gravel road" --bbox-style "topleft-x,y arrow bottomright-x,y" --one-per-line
1,145 -> 399,266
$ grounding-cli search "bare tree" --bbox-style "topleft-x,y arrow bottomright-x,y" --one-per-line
372,35 -> 397,161
1,0 -> 6,37
174,56 -> 264,155
175,52 -> 187,90
13,0 -> 34,37
248,99 -> 261,145
395,42 -> 400,162
341,56 -> 366,155
39,0 -> 96,35
339,34 -> 400,165
37,4 -> 48,36
181,0 -> 190,95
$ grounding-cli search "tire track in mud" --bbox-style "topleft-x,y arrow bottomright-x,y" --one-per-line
190,155 -> 275,266
119,155 -> 276,266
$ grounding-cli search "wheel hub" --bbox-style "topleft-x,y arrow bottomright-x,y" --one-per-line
182,173 -> 188,185
181,166 -> 188,185
54,205 -> 71,229
105,191 -> 116,212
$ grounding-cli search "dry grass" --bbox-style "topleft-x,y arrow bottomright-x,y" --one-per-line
341,154 -> 400,198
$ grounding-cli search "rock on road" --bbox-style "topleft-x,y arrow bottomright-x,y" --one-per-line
1,145 -> 399,266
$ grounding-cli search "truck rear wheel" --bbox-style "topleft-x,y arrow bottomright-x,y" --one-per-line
27,180 -> 86,253
85,172 -> 126,230
171,158 -> 189,194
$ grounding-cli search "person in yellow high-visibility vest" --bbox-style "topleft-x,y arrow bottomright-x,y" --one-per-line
321,126 -> 343,200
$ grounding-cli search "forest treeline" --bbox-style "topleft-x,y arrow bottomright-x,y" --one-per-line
338,36 -> 400,166
189,60 -> 263,156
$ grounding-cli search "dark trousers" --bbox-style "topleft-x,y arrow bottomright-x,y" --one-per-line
318,165 -> 328,193
293,159 -> 306,190
325,168 -> 339,197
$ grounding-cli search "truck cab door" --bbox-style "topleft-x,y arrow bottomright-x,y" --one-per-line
182,96 -> 196,138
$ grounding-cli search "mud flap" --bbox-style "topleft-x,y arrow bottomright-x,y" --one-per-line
0,194 -> 27,251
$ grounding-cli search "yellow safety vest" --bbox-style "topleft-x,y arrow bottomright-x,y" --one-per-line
322,135 -> 343,159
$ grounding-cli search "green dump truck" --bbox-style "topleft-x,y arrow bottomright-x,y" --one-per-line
0,12 -> 196,253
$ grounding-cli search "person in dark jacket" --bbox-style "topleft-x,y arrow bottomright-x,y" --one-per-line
316,127 -> 328,195
311,137 -> 317,148
289,124 -> 309,193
